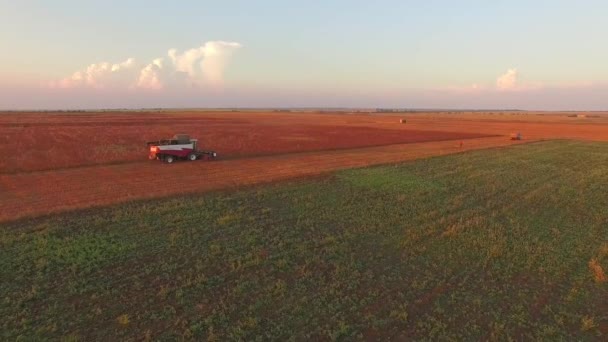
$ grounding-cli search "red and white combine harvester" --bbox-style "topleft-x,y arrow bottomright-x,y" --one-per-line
147,134 -> 217,163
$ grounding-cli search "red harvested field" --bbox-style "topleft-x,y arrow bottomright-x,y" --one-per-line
2,110 -> 608,222
0,112 -> 492,173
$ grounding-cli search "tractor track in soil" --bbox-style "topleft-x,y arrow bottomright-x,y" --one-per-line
0,120 -> 489,174
1,136 -> 524,223
0,133 -> 496,175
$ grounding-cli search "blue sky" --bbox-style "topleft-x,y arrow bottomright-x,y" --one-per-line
1,0 -> 607,109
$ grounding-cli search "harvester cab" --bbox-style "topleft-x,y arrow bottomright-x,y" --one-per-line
147,134 -> 217,163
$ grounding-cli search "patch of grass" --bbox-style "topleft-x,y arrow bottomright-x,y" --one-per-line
1,140 -> 608,340
338,166 -> 442,193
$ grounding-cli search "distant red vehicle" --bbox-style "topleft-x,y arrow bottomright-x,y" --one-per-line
510,132 -> 523,140
147,134 -> 217,163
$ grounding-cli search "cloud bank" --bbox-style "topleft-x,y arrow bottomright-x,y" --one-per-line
52,58 -> 137,89
4,61 -> 606,110
51,41 -> 242,90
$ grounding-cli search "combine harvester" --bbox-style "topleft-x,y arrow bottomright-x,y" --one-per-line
147,134 -> 217,164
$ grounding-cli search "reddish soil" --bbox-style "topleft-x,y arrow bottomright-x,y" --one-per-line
0,113 -> 490,173
1,110 -> 608,222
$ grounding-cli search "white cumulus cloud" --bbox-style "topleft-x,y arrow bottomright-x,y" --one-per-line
198,41 -> 242,85
52,57 -> 137,89
496,68 -> 518,91
136,58 -> 165,90
52,41 -> 242,91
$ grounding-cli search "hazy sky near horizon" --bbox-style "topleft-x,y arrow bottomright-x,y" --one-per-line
1,0 -> 607,110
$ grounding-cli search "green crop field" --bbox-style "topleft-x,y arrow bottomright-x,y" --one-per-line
2,140 -> 607,340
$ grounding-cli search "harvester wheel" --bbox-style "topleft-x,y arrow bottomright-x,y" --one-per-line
188,153 -> 197,161
165,155 -> 175,164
